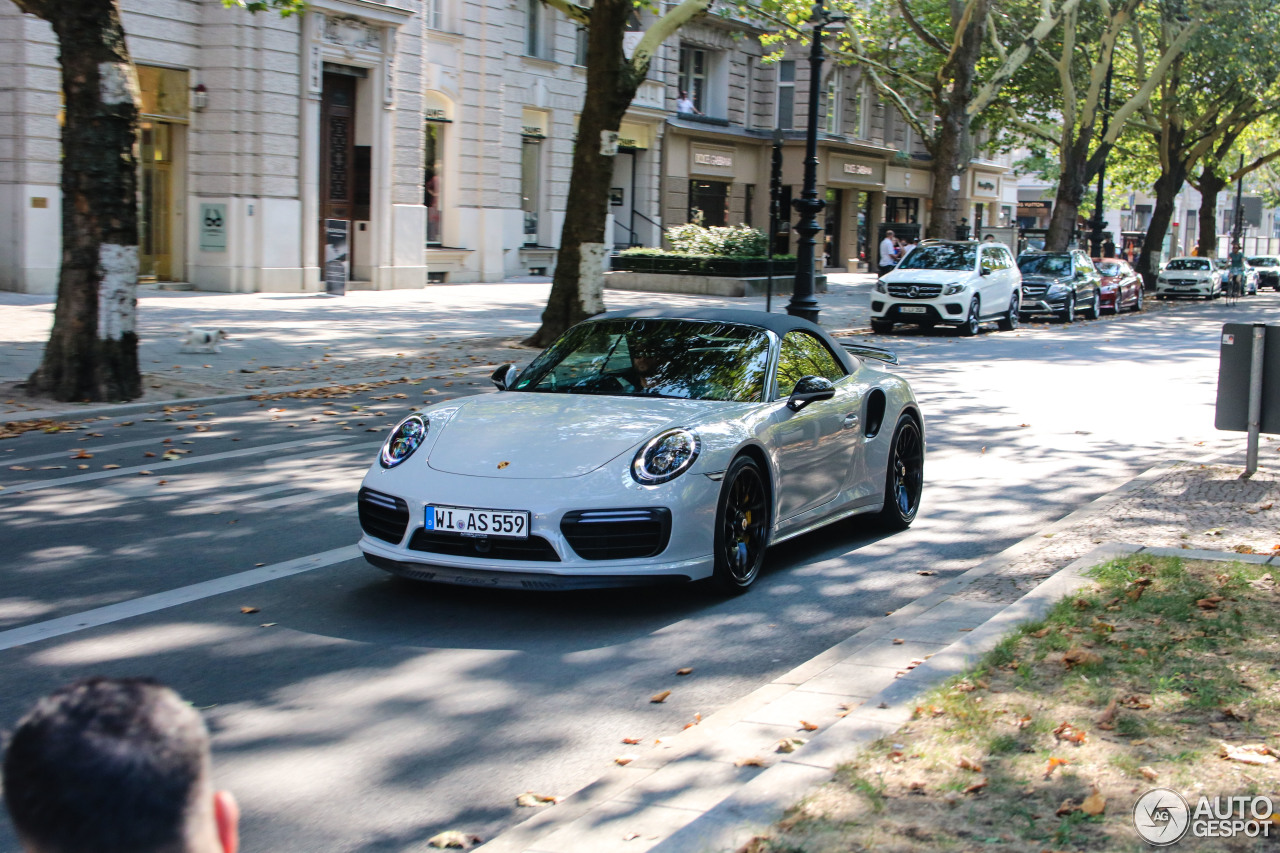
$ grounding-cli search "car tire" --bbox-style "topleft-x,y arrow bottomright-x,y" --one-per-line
711,455 -> 770,593
870,319 -> 894,334
1083,289 -> 1101,320
1059,293 -> 1076,323
876,414 -> 924,530
997,292 -> 1019,331
1133,288 -> 1144,312
959,297 -> 980,337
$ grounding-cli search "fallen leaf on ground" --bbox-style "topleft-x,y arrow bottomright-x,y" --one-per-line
615,754 -> 638,765
239,606 -> 259,614
1029,627 -> 1051,638
71,449 -> 92,459
916,570 -> 936,576
1097,697 -> 1119,730
1054,721 -> 1087,744
1139,766 -> 1159,781
1056,799 -> 1079,816
734,756 -> 767,767
515,792 -> 561,807
622,737 -> 642,745
649,690 -> 671,703
427,830 -> 483,849
958,756 -> 983,772
799,721 -> 819,732
1219,743 -> 1277,765
1081,789 -> 1106,815
776,737 -> 806,753
892,638 -> 905,644
683,713 -> 702,730
1062,647 -> 1102,669
676,667 -> 693,676
1044,757 -> 1069,779
1197,595 -> 1225,610
623,832 -> 640,841
963,778 -> 988,794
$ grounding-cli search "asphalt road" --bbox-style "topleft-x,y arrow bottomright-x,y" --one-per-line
0,291 -> 1269,851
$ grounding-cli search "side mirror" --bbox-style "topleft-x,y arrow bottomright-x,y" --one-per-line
786,376 -> 836,411
980,267 -> 992,276
490,364 -> 519,390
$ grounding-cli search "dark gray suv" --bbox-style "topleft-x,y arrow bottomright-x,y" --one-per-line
1016,250 -> 1103,323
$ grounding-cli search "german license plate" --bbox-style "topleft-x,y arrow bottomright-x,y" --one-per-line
425,504 -> 530,539
901,306 -> 927,314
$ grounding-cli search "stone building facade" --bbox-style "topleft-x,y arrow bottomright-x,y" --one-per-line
0,0 -> 1016,292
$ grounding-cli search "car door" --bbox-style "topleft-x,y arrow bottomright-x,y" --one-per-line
767,330 -> 862,521
978,247 -> 1003,316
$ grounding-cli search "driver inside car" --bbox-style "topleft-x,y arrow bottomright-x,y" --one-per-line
621,337 -> 672,392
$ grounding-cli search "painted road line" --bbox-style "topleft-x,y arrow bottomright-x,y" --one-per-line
0,546 -> 361,652
0,437 -> 372,496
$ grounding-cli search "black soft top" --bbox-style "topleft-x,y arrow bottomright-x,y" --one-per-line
592,306 -> 857,371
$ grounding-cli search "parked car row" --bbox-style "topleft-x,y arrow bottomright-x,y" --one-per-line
869,241 -> 1145,335
1154,255 -> 1280,299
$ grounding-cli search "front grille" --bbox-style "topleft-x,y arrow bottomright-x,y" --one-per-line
358,488 -> 410,544
1021,284 -> 1048,299
1165,278 -> 1201,287
886,283 -> 942,299
408,529 -> 561,561
561,508 -> 672,560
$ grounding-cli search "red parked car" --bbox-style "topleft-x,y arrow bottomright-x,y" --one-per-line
1093,257 -> 1144,313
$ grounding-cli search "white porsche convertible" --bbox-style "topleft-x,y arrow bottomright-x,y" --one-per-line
357,308 -> 924,593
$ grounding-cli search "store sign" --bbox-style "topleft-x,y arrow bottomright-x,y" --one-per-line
199,203 -> 227,252
971,173 -> 1000,197
694,152 -> 733,168
844,163 -> 873,175
425,108 -> 448,121
522,107 -> 549,139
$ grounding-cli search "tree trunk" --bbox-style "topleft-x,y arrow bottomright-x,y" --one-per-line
524,0 -> 643,348
1136,163 -> 1187,288
17,0 -> 141,401
1046,138 -> 1090,251
1196,168 -> 1226,258
926,111 -> 969,240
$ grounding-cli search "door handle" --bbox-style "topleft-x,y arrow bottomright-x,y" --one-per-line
843,413 -> 860,430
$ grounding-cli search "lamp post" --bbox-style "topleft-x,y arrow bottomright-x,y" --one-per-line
1089,64 -> 1113,258
787,0 -> 846,323
1232,152 -> 1245,250
767,127 -> 784,313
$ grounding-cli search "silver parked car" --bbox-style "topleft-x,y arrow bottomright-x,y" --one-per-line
357,308 -> 925,593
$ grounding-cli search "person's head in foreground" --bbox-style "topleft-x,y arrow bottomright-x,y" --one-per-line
3,677 -> 238,853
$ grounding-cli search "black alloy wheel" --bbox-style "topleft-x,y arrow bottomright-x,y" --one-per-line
1083,289 -> 1101,320
1059,293 -> 1076,323
997,292 -> 1019,331
959,297 -> 981,336
877,414 -> 924,530
711,456 -> 770,593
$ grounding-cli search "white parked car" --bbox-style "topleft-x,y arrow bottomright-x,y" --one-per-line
870,240 -> 1021,336
1247,255 -> 1280,291
1156,257 -> 1221,299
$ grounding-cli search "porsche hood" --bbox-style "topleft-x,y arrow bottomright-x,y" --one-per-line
424,393 -> 720,479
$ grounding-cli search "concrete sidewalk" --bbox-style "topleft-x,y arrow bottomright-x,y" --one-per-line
468,453 -> 1279,853
0,274 -> 876,420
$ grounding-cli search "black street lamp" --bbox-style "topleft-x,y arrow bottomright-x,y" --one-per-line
787,0 -> 846,323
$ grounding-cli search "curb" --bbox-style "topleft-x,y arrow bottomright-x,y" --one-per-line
469,457 -> 1255,853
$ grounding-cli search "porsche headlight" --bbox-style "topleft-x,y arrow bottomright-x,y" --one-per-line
632,429 -> 700,485
943,283 -> 967,295
874,279 -> 887,293
380,414 -> 428,468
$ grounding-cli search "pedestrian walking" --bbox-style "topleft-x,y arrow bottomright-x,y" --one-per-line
3,677 -> 240,853
878,230 -> 898,276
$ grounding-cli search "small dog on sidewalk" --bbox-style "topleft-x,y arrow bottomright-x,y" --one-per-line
180,328 -> 228,354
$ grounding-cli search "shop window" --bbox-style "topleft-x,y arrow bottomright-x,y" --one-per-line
679,45 -> 709,114
776,60 -> 795,130
886,196 -> 919,225
825,70 -> 841,135
426,123 -> 444,245
522,137 -> 542,245
689,179 -> 729,227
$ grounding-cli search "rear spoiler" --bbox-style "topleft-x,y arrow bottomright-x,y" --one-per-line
840,342 -> 898,365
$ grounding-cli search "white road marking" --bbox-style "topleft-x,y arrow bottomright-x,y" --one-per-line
0,437 -> 371,496
0,546 -> 361,652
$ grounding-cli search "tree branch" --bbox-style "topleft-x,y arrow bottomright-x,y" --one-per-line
969,0 -> 1084,117
9,0 -> 56,17
630,0 -> 710,75
897,0 -> 950,54
1004,110 -> 1060,146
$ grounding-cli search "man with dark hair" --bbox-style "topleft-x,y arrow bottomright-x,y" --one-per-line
3,677 -> 239,853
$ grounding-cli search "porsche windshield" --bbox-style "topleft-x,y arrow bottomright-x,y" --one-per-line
512,319 -> 772,402
896,245 -> 976,271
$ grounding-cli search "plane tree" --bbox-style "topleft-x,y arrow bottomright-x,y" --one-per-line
828,0 -> 1084,240
10,0 -> 305,402
523,0 -> 712,347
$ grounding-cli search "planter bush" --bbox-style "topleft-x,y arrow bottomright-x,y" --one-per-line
615,222 -> 794,277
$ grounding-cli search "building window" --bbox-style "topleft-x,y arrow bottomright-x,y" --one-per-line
744,184 -> 755,227
526,0 -> 549,58
776,60 -> 795,130
426,122 -> 443,245
426,0 -> 442,29
825,70 -> 841,134
679,45 -> 708,114
689,179 -> 729,227
575,26 -> 588,66
522,137 -> 541,245
852,80 -> 867,138
886,196 -> 919,224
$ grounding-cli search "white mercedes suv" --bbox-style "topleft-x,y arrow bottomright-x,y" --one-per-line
870,240 -> 1022,336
